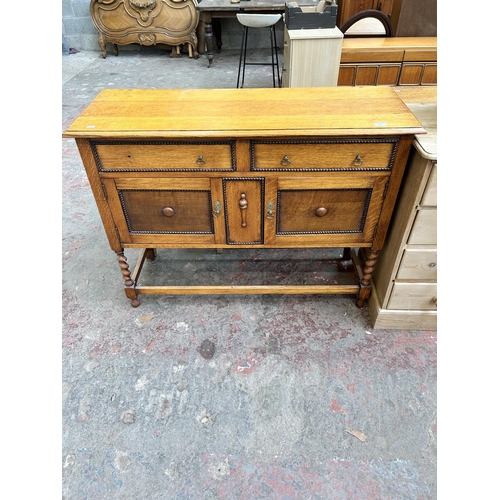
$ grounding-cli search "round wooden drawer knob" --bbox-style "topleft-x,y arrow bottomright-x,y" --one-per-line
316,207 -> 328,217
162,207 -> 175,217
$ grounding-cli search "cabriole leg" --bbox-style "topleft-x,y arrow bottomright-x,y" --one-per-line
117,251 -> 140,307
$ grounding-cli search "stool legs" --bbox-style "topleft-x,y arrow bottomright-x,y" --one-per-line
237,26 -> 249,89
272,25 -> 281,87
236,25 -> 281,89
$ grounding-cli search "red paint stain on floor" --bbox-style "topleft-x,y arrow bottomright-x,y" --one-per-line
330,399 -> 346,414
234,356 -> 260,375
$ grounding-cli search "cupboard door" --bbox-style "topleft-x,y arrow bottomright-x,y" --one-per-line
274,175 -> 389,246
103,178 -> 217,245
224,178 -> 264,244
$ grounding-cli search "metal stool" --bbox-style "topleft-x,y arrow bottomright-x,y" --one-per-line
236,13 -> 282,88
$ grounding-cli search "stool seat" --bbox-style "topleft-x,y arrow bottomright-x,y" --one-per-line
236,13 -> 282,28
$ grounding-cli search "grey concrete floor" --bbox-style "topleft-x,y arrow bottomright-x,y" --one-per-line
62,46 -> 437,499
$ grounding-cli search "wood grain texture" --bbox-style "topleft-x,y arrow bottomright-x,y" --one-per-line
63,87 -> 425,139
65,87 -> 423,306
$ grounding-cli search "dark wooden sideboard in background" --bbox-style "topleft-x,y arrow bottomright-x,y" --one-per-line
336,0 -> 437,37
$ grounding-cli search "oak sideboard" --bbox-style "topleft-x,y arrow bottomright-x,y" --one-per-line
63,87 -> 424,308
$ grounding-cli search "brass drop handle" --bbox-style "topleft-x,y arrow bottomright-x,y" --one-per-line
266,201 -> 275,219
353,154 -> 363,166
162,206 -> 175,217
281,155 -> 291,166
239,193 -> 248,227
196,155 -> 206,166
212,200 -> 221,218
316,207 -> 328,217
432,296 -> 437,306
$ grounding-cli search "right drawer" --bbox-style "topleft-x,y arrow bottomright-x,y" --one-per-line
250,139 -> 397,171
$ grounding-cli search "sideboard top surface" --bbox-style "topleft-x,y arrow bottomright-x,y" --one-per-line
395,86 -> 437,160
63,87 -> 425,139
341,37 -> 437,51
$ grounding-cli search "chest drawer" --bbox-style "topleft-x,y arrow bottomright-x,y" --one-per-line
388,283 -> 437,310
421,163 -> 437,206
407,209 -> 437,245
397,249 -> 437,280
92,141 -> 236,172
250,139 -> 397,171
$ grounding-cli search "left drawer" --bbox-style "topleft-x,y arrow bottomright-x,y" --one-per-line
91,141 -> 236,172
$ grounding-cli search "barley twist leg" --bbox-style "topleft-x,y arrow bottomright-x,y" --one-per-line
117,251 -> 140,307
356,250 -> 378,308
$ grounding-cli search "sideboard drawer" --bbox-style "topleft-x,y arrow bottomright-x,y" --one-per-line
421,163 -> 437,206
407,209 -> 437,245
92,141 -> 235,172
397,249 -> 437,280
388,283 -> 437,310
251,140 -> 397,171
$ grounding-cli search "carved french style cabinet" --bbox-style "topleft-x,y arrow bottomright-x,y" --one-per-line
90,0 -> 199,59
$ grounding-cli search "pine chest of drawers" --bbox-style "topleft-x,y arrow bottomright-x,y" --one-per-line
366,87 -> 437,329
62,87 -> 424,307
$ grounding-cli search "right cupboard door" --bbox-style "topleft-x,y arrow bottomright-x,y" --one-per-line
273,175 -> 389,247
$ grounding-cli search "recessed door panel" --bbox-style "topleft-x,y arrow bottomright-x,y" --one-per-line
224,178 -> 264,244
274,175 -> 388,246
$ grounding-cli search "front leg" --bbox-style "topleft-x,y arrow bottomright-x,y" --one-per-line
203,13 -> 215,67
356,249 -> 378,308
117,251 -> 140,307
98,33 -> 107,59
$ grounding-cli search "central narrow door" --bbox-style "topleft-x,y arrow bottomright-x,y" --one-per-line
223,178 -> 264,244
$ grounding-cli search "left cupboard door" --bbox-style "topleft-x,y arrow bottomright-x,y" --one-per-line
102,178 -> 225,246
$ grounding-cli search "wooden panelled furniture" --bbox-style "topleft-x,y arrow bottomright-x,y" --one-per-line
338,37 -> 437,86
62,87 -> 424,308
339,9 -> 393,37
364,86 -> 437,329
282,27 -> 344,87
336,0 -> 395,26
90,0 -> 200,59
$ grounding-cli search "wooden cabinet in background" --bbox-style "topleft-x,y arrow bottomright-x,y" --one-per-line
337,0 -> 395,26
90,0 -> 200,59
338,37 -> 437,86
282,27 -> 344,87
